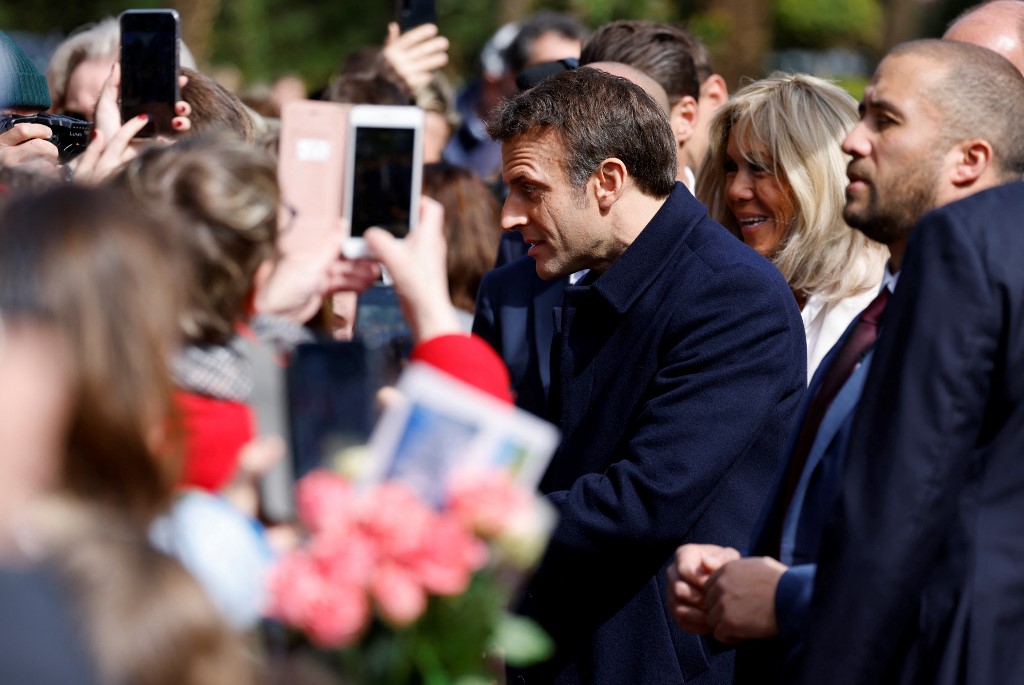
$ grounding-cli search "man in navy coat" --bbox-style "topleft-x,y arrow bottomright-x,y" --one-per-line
669,37 -> 1024,685
794,48 -> 1024,685
487,67 -> 805,684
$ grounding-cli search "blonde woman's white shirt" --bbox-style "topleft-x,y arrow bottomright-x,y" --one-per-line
801,285 -> 881,383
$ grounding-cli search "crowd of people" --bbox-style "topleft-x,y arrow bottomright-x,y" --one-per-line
2,1 -> 1024,684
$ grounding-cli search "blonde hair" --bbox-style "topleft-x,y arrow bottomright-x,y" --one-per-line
697,72 -> 887,303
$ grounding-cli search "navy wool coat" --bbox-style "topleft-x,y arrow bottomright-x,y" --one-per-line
514,183 -> 807,684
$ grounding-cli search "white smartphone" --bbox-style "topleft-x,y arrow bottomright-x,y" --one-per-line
342,105 -> 425,259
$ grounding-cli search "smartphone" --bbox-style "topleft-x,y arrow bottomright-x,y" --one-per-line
397,0 -> 437,32
355,284 -> 414,386
119,9 -> 180,137
286,340 -> 383,481
342,105 -> 424,260
277,100 -> 350,255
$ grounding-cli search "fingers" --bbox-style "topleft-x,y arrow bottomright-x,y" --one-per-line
325,259 -> 381,294
0,122 -> 52,146
385,21 -> 401,45
171,99 -> 192,133
93,62 -> 122,140
672,602 -> 713,635
392,22 -> 440,46
702,546 -> 741,574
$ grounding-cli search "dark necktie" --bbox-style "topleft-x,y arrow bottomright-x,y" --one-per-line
774,288 -> 891,548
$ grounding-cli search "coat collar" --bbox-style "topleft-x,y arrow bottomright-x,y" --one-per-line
571,182 -> 708,315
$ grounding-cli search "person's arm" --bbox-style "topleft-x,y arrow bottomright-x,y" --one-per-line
797,205 -> 1000,684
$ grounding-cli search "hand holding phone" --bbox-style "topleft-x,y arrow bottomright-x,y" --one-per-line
381,22 -> 450,96
119,9 -> 180,138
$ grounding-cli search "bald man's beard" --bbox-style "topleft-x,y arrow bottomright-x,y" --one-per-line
843,159 -> 940,247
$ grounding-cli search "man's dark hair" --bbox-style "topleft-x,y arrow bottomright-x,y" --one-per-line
892,38 -> 1024,177
580,20 -> 700,103
505,12 -> 588,75
487,68 -> 676,198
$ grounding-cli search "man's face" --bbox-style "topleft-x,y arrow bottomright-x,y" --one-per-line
500,129 -> 609,280
841,53 -> 948,246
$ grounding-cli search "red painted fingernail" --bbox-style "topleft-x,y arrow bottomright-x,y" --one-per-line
139,114 -> 148,122
172,119 -> 183,129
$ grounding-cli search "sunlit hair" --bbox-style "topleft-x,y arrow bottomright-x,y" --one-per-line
422,163 -> 501,312
114,135 -> 279,346
697,72 -> 887,302
488,68 -> 676,199
0,186 -> 186,524
180,68 -> 258,143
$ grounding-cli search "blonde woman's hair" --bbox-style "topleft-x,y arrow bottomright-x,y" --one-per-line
697,72 -> 887,303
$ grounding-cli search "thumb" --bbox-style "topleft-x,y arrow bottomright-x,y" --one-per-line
363,226 -> 398,261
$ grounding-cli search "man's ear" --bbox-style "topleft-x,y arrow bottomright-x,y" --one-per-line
950,139 -> 994,187
593,157 -> 628,211
669,95 -> 699,146
699,74 -> 729,110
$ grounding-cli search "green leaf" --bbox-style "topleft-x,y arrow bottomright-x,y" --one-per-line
489,613 -> 554,667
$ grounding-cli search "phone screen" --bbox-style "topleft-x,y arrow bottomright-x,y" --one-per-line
120,11 -> 179,137
349,127 -> 416,239
286,341 -> 382,479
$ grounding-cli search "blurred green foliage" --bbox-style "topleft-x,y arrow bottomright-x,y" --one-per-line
0,0 -> 988,89
775,0 -> 883,50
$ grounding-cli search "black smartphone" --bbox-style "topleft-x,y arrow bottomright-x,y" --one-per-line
397,0 -> 436,32
286,340 -> 383,480
119,9 -> 180,137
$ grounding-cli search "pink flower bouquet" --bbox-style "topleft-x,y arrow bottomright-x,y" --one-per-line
266,468 -> 555,684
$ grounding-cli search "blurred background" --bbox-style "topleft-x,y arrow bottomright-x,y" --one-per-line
2,0 -> 981,100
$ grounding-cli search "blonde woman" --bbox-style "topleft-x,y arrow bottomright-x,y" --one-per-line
697,73 -> 888,380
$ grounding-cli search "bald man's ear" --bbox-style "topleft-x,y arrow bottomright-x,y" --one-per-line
951,139 -> 995,186
593,157 -> 628,211
669,95 -> 699,147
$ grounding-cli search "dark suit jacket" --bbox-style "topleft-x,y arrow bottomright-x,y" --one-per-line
516,183 -> 807,684
735,313 -> 881,684
797,180 -> 1024,685
473,254 -> 566,417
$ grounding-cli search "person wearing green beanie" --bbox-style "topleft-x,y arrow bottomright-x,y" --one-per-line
1,30 -> 59,171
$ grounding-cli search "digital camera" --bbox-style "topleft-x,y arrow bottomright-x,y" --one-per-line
0,113 -> 92,164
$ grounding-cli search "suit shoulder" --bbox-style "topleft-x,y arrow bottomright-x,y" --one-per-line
676,217 -> 794,296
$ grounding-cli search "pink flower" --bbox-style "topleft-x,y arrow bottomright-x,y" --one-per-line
411,514 -> 488,596
448,469 -> 534,538
305,581 -> 370,648
266,551 -> 323,627
315,528 -> 379,589
296,470 -> 358,535
371,562 -> 428,626
360,482 -> 435,558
